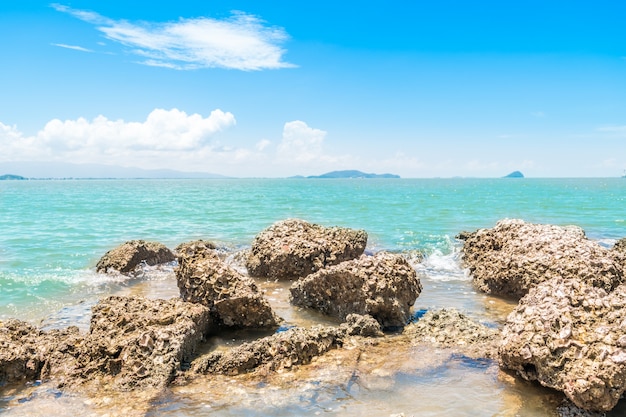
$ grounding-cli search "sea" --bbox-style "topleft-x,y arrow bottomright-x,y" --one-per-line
0,177 -> 625,416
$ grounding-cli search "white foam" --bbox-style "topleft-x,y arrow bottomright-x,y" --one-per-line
414,247 -> 469,282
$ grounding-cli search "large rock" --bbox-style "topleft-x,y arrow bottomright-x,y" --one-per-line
1,296 -> 212,391
290,252 -> 422,328
499,278 -> 626,412
614,238 -> 626,255
60,296 -> 212,390
176,241 -> 279,329
461,219 -> 623,298
404,308 -> 500,359
96,240 -> 175,275
246,219 -> 368,279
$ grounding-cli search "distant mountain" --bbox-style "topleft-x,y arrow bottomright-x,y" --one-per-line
0,162 -> 228,179
503,171 -> 524,178
307,170 -> 400,179
0,174 -> 27,180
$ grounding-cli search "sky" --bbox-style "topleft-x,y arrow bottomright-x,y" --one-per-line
1,1 -> 625,178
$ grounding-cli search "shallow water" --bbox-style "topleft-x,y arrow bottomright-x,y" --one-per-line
1,178 -> 625,415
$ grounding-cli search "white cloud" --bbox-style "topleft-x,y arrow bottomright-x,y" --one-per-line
597,125 -> 626,136
52,43 -> 93,52
277,121 -> 327,163
0,109 -> 236,168
256,139 -> 271,151
52,4 -> 294,71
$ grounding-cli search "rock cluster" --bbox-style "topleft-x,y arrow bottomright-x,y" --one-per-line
499,278 -> 626,412
175,240 -> 279,329
246,219 -> 367,279
96,240 -> 175,275
461,219 -> 623,298
290,252 -> 422,328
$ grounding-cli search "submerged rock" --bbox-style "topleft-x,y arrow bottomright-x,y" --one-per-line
96,240 -> 175,275
290,252 -> 422,329
192,325 -> 343,375
176,240 -> 279,329
403,308 -> 500,359
461,219 -> 623,298
246,219 -> 367,279
499,278 -> 626,412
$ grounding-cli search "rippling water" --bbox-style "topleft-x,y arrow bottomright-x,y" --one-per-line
1,178 -> 625,415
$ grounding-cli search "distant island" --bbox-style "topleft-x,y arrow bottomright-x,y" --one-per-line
0,174 -> 27,180
301,170 -> 400,179
503,171 -> 524,178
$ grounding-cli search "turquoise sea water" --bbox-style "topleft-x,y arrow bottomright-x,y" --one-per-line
1,178 -> 625,415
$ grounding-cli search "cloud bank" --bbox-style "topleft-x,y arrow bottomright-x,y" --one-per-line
51,4 -> 294,70
0,111 -> 344,176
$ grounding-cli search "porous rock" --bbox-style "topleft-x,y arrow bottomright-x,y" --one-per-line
246,219 -> 367,279
176,241 -> 279,329
403,308 -> 500,359
499,278 -> 626,412
0,319 -> 81,384
340,313 -> 384,337
57,296 -> 212,390
461,219 -> 623,298
289,252 -> 422,329
96,240 -> 175,275
192,325 -> 343,375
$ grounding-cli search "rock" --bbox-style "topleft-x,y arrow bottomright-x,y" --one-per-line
289,252 -> 422,329
96,240 -> 175,275
499,278 -> 626,412
175,241 -> 279,329
0,319 -> 80,384
340,313 -> 384,337
246,219 -> 367,279
56,296 -> 213,390
614,238 -> 626,255
403,308 -> 500,359
192,325 -> 343,375
461,219 -> 623,298
175,239 -> 216,255
1,296 -> 212,391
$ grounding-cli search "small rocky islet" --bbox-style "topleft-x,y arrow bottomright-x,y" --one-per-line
1,218 -> 626,414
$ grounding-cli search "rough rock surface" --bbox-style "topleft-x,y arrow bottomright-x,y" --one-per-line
499,278 -> 626,412
461,219 -> 623,298
54,296 -> 213,390
176,241 -> 279,329
403,308 -> 500,358
1,296 -> 212,391
340,313 -> 384,337
614,238 -> 626,255
192,325 -> 343,375
246,219 -> 368,279
0,319 -> 81,384
96,240 -> 175,275
290,252 -> 422,329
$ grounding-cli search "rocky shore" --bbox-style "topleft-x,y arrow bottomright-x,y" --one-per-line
2,218 -> 625,414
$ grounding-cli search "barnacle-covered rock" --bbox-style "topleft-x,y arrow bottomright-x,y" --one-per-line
289,252 -> 421,329
404,308 -> 500,359
176,240 -> 279,329
96,240 -> 175,275
246,219 -> 367,279
192,325 -> 343,375
499,278 -> 626,412
59,296 -> 212,390
461,219 -> 623,298
0,319 -> 81,384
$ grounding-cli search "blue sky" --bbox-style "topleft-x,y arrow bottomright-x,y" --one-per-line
1,1 -> 625,177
